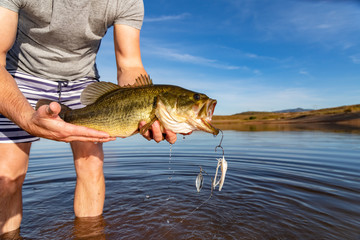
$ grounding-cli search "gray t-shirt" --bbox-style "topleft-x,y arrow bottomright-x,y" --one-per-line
0,0 -> 144,81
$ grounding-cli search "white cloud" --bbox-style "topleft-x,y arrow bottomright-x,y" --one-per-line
144,67 -> 324,114
142,44 -> 246,70
229,0 -> 360,49
253,69 -> 262,75
299,69 -> 309,75
144,13 -> 190,22
316,24 -> 332,30
211,85 -> 325,114
350,54 -> 360,64
245,52 -> 278,61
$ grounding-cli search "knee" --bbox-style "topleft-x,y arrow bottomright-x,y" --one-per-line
72,142 -> 104,180
0,165 -> 27,197
0,143 -> 30,197
74,154 -> 104,180
0,175 -> 25,196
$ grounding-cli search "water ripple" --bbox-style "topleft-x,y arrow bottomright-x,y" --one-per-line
17,131 -> 360,239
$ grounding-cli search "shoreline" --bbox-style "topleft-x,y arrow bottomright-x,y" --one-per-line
211,112 -> 360,133
212,112 -> 360,126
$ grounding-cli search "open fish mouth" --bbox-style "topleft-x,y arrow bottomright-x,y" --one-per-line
193,99 -> 219,135
203,99 -> 217,121
156,96 -> 219,135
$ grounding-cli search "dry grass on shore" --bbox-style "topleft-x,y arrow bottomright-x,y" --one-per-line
212,104 -> 360,126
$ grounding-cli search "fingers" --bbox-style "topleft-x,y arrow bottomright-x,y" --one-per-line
62,135 -> 116,143
139,120 -> 163,143
164,129 -> 177,144
150,121 -> 164,143
139,120 -> 177,144
42,122 -> 115,143
59,122 -> 115,142
139,121 -> 152,141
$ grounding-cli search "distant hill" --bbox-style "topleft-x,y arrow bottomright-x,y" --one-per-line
213,104 -> 360,125
273,108 -> 313,113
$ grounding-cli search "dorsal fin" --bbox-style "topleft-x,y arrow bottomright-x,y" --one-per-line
123,74 -> 153,88
80,82 -> 120,105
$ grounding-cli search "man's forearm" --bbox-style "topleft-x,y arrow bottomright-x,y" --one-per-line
117,66 -> 148,86
0,66 -> 34,131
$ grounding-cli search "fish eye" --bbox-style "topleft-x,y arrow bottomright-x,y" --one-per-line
193,93 -> 201,101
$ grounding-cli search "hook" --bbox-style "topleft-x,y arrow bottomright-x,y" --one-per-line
215,129 -> 224,157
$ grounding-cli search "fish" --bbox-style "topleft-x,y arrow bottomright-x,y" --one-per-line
36,75 -> 219,137
212,156 -> 228,191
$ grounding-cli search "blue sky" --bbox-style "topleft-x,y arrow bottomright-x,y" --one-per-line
97,0 -> 360,115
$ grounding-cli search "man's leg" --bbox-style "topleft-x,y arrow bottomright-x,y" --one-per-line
0,142 -> 31,235
70,142 -> 105,217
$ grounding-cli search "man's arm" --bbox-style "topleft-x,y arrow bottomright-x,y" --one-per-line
0,7 -> 114,143
113,24 -> 177,144
113,24 -> 147,86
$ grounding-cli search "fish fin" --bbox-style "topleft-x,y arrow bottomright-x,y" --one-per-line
122,74 -> 153,88
80,82 -> 121,106
80,75 -> 152,105
35,99 -> 71,120
139,116 -> 158,135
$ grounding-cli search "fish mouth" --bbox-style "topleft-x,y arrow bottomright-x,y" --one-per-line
156,97 -> 219,135
193,99 -> 219,135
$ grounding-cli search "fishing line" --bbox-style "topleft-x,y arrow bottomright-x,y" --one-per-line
160,130 -> 225,239
166,144 -> 173,201
160,190 -> 214,239
215,129 -> 224,157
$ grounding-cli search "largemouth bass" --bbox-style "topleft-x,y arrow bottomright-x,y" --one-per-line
36,75 -> 219,137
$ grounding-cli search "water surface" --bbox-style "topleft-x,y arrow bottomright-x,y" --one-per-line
8,128 -> 360,239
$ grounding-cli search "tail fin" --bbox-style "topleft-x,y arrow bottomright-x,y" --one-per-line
35,99 -> 71,120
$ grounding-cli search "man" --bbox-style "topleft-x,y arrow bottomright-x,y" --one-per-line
0,0 -> 177,235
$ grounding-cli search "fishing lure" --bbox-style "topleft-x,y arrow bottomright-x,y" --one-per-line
211,129 -> 228,191
163,130 -> 227,239
212,155 -> 228,191
195,129 -> 228,192
195,167 -> 204,192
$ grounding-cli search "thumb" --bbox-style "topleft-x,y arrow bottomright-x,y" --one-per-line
46,102 -> 61,117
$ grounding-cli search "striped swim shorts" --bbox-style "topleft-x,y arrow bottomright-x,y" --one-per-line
0,71 -> 99,143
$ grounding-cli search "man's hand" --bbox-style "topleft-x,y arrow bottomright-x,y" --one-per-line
27,102 -> 116,143
139,120 -> 177,144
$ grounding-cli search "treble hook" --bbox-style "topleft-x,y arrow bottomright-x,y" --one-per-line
215,129 -> 224,157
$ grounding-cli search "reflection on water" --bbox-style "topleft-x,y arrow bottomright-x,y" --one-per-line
214,122 -> 360,134
0,229 -> 23,240
73,216 -> 106,240
5,127 -> 360,239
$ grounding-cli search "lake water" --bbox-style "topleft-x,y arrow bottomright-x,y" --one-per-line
4,126 -> 360,239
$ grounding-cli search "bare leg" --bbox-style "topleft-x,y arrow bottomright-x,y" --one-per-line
0,142 -> 31,235
73,215 -> 106,239
71,142 -> 105,217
